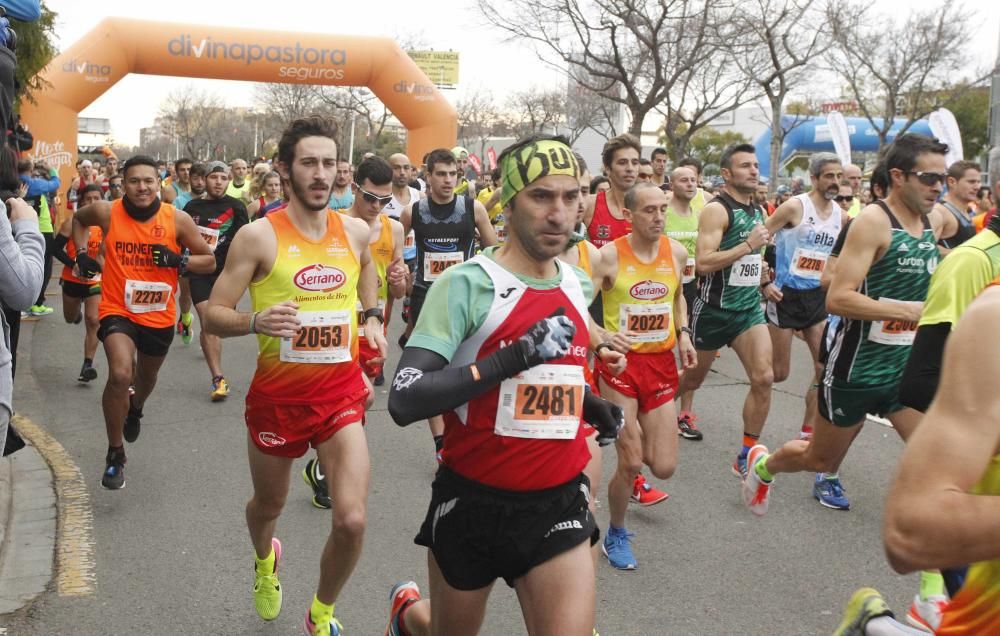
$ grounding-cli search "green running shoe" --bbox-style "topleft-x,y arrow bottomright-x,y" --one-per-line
253,538 -> 282,621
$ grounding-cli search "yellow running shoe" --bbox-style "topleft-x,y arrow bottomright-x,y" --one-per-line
304,610 -> 344,635
253,538 -> 282,621
833,587 -> 894,636
211,376 -> 230,402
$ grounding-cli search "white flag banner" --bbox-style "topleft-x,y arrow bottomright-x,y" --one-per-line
928,108 -> 964,166
827,111 -> 852,167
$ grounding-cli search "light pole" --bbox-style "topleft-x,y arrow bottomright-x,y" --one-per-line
348,112 -> 357,163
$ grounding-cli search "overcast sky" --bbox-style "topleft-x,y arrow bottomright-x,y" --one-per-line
39,0 -> 1000,146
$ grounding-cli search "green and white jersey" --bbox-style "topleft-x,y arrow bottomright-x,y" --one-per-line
825,201 -> 937,386
697,191 -> 766,311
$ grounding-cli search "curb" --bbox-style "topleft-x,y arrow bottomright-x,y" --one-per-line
0,439 -> 56,615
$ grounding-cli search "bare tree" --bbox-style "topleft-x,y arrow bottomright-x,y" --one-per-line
828,2 -> 988,149
655,50 -> 760,161
158,87 -> 228,159
507,86 -> 566,137
564,79 -> 622,143
253,83 -> 324,123
734,0 -> 833,185
478,0 -> 733,138
456,85 -> 507,159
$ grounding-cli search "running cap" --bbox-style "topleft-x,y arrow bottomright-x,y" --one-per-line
205,161 -> 228,175
499,136 -> 579,208
79,159 -> 93,168
451,146 -> 469,159
776,185 -> 791,194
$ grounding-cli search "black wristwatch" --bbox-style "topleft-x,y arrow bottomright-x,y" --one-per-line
679,326 -> 693,337
594,341 -> 614,356
363,307 -> 385,324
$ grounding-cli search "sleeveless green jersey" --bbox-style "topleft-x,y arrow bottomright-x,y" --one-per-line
698,191 -> 766,311
825,202 -> 937,386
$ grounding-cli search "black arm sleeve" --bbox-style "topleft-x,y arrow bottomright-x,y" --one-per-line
51,233 -> 75,267
898,322 -> 951,413
387,344 -> 531,426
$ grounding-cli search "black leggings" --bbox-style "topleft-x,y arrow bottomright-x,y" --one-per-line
35,231 -> 53,306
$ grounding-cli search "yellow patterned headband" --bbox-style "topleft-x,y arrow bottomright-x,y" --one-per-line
500,139 -> 579,208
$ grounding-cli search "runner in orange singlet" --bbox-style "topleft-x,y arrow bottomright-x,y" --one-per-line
53,184 -> 104,383
594,181 -> 697,570
205,117 -> 386,635
301,156 -> 408,510
72,155 -> 216,490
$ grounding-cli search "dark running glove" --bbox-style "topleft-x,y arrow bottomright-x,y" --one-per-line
75,253 -> 102,279
583,389 -> 625,447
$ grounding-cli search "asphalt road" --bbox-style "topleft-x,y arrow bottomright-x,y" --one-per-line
3,289 -> 920,635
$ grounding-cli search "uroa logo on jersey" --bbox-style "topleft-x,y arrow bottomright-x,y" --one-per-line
294,264 -> 346,292
629,280 -> 668,301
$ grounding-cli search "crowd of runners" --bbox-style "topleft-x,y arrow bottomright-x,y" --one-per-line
11,114 -> 1000,635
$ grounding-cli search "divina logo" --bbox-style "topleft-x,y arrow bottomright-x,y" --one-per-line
394,80 -> 435,98
62,59 -> 111,83
167,35 -> 348,67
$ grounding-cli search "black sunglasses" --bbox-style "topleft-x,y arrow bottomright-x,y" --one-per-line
834,195 -> 853,202
904,170 -> 947,186
354,182 -> 392,207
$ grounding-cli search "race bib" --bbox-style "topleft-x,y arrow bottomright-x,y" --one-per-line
355,299 -> 386,338
496,364 -> 585,440
198,226 -> 220,252
496,224 -> 507,244
682,257 -> 696,284
279,310 -> 352,364
423,251 -> 464,281
728,253 -> 762,287
868,299 -> 917,346
124,280 -> 171,314
790,247 -> 827,279
619,302 -> 672,343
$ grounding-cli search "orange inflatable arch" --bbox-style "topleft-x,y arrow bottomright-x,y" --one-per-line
20,17 -> 457,190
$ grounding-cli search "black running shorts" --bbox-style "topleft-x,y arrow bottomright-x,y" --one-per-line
415,467 -> 598,591
765,286 -> 827,331
98,315 -> 174,357
188,274 -> 219,305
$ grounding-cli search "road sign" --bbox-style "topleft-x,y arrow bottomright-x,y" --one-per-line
408,50 -> 460,89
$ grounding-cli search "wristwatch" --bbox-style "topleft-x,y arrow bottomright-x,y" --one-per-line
679,326 -> 693,337
363,307 -> 385,324
594,341 -> 614,356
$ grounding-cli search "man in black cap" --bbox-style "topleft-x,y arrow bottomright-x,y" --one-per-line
183,160 -> 250,401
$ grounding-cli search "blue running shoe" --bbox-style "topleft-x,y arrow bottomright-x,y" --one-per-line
601,527 -> 637,570
813,474 -> 850,510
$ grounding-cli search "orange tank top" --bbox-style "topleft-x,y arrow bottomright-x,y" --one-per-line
576,241 -> 592,277
358,214 -> 394,340
99,201 -> 181,328
61,226 -> 104,285
248,209 -> 363,404
602,235 -> 680,354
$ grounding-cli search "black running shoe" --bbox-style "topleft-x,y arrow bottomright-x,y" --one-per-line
373,372 -> 385,386
78,362 -> 98,383
123,404 -> 143,443
677,413 -> 703,441
301,458 -> 332,509
101,448 -> 126,490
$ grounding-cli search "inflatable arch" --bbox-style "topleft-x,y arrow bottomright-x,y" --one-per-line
753,115 -> 934,176
20,18 -> 457,189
